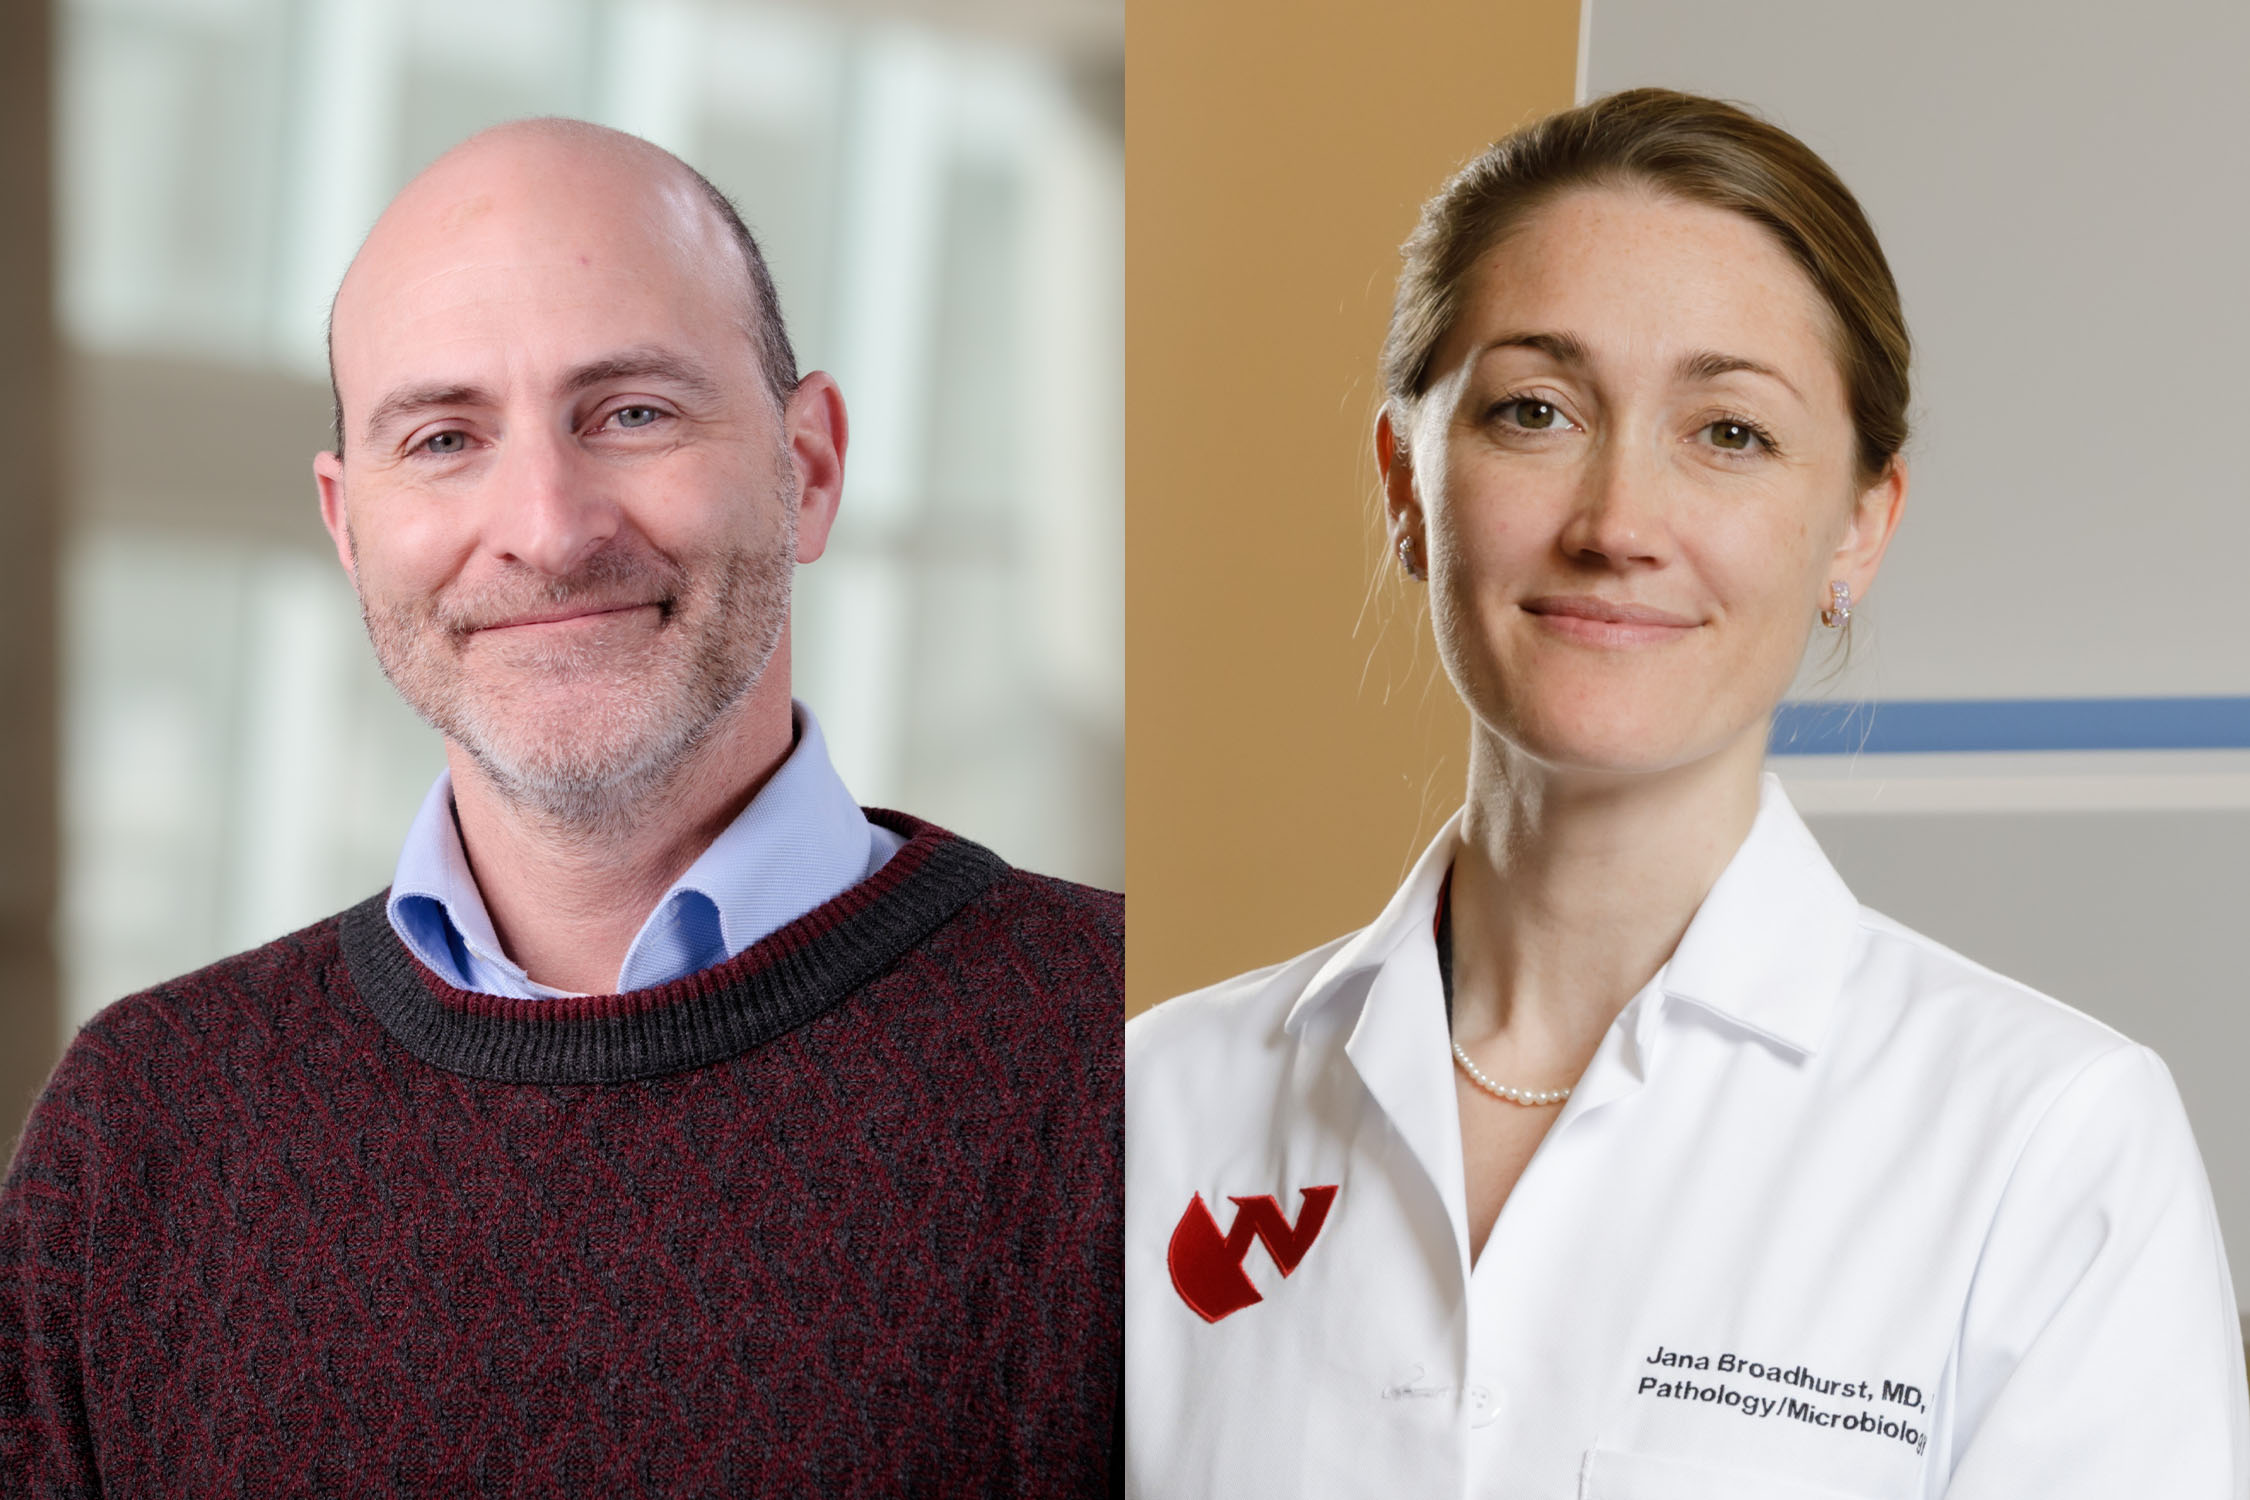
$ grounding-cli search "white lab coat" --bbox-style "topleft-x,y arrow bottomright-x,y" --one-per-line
1126,777 -> 2248,1498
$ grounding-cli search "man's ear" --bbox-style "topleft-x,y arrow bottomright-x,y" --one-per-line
1833,456 -> 1908,607
313,450 -> 357,586
783,372 -> 848,565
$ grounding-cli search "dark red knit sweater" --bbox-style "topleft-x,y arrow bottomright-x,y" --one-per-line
0,815 -> 1121,1497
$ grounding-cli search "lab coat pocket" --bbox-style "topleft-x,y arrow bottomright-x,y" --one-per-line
1580,1448 -> 1885,1500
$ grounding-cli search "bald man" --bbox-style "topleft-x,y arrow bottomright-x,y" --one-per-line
0,121 -> 1121,1497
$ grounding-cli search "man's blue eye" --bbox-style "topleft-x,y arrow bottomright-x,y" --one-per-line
425,431 -> 466,454
615,406 -> 659,428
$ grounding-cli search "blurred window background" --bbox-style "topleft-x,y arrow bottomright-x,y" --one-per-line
53,0 -> 1123,1031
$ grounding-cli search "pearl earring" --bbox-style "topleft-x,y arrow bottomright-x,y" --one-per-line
1820,581 -> 1852,629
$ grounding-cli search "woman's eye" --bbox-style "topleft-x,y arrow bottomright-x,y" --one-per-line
1705,420 -> 1761,452
612,406 -> 661,429
1500,399 -> 1564,431
423,431 -> 467,455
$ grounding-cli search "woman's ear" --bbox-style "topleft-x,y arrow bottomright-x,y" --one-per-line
1375,401 -> 1422,549
1833,456 -> 1908,606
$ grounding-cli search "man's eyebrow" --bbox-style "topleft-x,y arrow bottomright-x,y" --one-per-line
357,352 -> 728,445
1677,349 -> 1803,401
363,383 -> 495,443
562,350 -> 724,403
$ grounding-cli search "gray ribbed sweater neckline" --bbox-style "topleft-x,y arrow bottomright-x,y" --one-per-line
339,817 -> 1005,1085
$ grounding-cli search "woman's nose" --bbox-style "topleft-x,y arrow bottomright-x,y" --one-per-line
1557,444 -> 1667,569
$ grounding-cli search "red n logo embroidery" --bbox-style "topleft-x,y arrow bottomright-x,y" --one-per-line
1167,1186 -> 1338,1323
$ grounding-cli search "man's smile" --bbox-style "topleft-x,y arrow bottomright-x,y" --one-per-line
469,600 -> 665,635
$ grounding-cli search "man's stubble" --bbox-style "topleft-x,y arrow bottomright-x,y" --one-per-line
353,473 -> 798,838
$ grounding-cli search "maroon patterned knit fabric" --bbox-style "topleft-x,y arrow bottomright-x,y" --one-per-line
0,818 -> 1122,1498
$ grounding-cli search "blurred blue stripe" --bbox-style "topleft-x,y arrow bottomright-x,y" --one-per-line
1768,697 -> 2250,755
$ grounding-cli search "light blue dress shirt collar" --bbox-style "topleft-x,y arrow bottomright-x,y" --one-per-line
387,702 -> 905,998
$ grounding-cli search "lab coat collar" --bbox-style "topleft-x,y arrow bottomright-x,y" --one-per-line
1657,773 -> 1860,1057
1296,814 -> 1473,1260
1285,774 -> 1859,1059
1286,810 -> 1462,1036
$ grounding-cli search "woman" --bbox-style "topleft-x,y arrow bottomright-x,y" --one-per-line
1125,90 -> 2247,1497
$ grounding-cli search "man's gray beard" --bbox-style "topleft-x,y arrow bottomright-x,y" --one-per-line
359,517 -> 796,838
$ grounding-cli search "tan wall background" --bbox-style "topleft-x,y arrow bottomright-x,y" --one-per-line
1125,0 -> 1581,1015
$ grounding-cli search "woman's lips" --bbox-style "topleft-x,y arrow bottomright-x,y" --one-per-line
1520,595 -> 1698,646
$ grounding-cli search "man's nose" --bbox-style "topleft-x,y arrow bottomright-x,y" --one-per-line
482,424 -> 619,576
1557,441 -> 1668,570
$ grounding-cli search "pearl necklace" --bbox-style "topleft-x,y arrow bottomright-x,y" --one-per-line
1450,1040 -> 1571,1107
